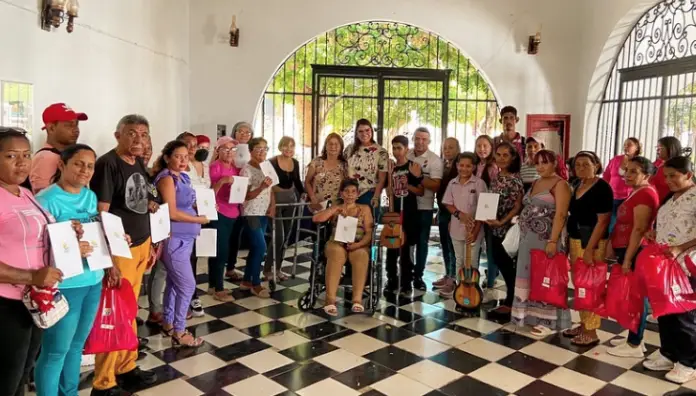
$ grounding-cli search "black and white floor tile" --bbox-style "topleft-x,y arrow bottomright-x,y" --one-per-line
41,238 -> 696,396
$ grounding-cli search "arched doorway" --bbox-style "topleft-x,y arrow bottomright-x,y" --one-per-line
253,21 -> 501,169
594,0 -> 696,162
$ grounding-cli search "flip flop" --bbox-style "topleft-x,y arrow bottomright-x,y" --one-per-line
530,325 -> 553,338
562,326 -> 582,338
324,304 -> 338,317
351,303 -> 365,313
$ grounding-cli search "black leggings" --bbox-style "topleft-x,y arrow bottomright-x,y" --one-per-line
0,296 -> 43,396
487,230 -> 516,307
658,309 -> 696,368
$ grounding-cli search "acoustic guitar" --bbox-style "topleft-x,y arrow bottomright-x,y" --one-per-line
454,241 -> 483,311
380,162 -> 404,249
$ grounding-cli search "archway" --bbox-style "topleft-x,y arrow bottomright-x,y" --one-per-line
593,0 -> 696,162
253,21 -> 502,169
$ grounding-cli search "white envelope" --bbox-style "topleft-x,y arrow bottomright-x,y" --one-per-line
260,160 -> 280,187
150,203 -> 171,243
334,215 -> 358,243
475,192 -> 500,221
235,144 -> 250,167
228,176 -> 249,204
47,222 -> 84,279
195,188 -> 218,221
81,222 -> 114,271
101,212 -> 132,259
196,229 -> 217,257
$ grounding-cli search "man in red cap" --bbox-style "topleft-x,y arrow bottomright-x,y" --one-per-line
29,103 -> 88,193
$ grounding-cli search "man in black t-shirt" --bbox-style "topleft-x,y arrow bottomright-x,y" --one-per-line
89,114 -> 159,395
385,136 -> 424,294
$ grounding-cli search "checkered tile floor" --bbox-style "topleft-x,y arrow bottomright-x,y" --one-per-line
54,237 -> 696,396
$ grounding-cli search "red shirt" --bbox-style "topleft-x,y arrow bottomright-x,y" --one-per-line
611,186 -> 659,248
650,164 -> 670,203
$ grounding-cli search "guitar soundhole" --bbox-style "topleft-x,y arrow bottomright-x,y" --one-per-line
463,298 -> 470,306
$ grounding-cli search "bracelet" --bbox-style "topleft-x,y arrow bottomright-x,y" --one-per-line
547,240 -> 557,244
453,210 -> 460,219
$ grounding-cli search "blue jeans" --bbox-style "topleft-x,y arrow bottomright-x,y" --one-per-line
244,216 -> 268,286
35,283 -> 102,396
437,210 -> 456,278
210,213 -> 237,291
414,210 -> 433,279
485,229 -> 500,288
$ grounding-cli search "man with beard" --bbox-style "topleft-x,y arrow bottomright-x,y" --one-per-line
29,103 -> 88,193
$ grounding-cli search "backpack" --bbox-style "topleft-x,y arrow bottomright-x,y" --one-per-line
20,147 -> 62,191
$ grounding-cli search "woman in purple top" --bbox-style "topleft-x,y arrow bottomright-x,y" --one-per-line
207,136 -> 240,302
153,140 -> 210,347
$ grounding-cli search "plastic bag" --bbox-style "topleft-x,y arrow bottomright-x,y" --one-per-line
502,223 -> 520,257
635,244 -> 696,318
529,249 -> 570,308
572,258 -> 608,311
83,279 -> 139,354
600,265 -> 643,333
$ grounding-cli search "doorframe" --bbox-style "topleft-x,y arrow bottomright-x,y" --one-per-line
310,65 -> 451,158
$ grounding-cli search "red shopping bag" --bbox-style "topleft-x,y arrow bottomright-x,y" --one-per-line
635,244 -> 696,318
600,265 -> 643,333
572,258 -> 608,311
529,249 -> 570,308
83,279 -> 139,354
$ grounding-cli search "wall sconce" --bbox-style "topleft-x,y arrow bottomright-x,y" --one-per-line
41,0 -> 79,33
528,28 -> 541,55
229,15 -> 240,47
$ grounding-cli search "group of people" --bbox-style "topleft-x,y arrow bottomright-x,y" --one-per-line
0,100 -> 695,396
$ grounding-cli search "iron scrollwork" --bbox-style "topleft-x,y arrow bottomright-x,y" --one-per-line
334,22 -> 431,68
633,0 -> 696,66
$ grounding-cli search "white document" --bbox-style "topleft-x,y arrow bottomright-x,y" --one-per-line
196,229 -> 217,257
47,222 -> 84,279
260,160 -> 280,187
195,188 -> 218,221
228,176 -> 249,204
235,144 -> 250,166
149,203 -> 171,243
334,215 -> 358,243
101,212 -> 132,259
81,222 -> 114,271
475,192 -> 500,221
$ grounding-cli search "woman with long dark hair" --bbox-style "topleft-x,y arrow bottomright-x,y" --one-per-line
344,119 -> 388,208
305,133 -> 348,210
651,136 -> 683,202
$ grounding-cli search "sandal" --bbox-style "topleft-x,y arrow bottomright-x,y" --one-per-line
351,302 -> 365,313
571,332 -> 600,346
251,286 -> 271,298
562,326 -> 583,338
226,270 -> 243,281
278,271 -> 290,281
172,330 -> 204,348
324,304 -> 338,317
161,325 -> 174,337
530,325 -> 553,338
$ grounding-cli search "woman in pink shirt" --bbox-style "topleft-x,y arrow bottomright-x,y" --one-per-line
0,128 -> 66,396
207,136 -> 241,302
603,137 -> 641,233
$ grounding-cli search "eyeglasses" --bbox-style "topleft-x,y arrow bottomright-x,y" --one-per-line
253,147 -> 269,152
218,147 -> 238,154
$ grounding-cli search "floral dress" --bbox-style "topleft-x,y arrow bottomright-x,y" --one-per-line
344,143 -> 389,197
489,173 -> 524,238
308,157 -> 347,204
656,185 -> 696,274
511,184 -> 571,330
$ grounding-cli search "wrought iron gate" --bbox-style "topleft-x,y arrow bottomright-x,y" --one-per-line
311,65 -> 450,157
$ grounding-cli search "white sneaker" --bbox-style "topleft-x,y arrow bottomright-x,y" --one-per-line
190,298 -> 205,318
606,342 -> 645,358
609,338 -> 647,353
483,288 -> 498,303
643,351 -> 674,371
665,362 -> 696,384
80,354 -> 95,367
646,314 -> 658,324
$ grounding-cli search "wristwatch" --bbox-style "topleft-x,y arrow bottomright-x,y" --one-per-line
453,210 -> 461,219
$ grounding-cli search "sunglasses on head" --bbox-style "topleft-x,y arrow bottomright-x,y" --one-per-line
0,126 -> 28,135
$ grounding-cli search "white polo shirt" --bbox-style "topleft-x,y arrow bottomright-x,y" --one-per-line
407,149 -> 443,210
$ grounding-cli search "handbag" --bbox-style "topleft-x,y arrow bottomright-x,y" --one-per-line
22,190 -> 70,328
529,249 -> 570,308
380,162 -> 404,249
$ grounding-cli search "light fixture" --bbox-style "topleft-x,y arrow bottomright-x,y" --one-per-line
229,15 -> 240,47
528,26 -> 542,55
66,0 -> 79,33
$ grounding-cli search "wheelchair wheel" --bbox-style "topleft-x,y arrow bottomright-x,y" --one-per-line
298,292 -> 314,312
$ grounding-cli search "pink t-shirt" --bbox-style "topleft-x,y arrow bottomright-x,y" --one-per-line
209,160 -> 241,219
0,187 -> 51,300
603,155 -> 632,200
442,175 -> 488,241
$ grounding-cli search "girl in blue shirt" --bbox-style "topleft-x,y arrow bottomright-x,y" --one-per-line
34,144 -> 122,396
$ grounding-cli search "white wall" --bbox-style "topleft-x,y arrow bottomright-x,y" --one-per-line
0,0 -> 191,156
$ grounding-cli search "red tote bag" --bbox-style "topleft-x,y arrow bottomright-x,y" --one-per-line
600,265 -> 643,333
635,244 -> 696,318
572,258 -> 608,311
83,279 -> 139,354
529,249 -> 570,309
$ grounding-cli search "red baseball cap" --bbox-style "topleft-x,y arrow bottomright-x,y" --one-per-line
41,103 -> 88,130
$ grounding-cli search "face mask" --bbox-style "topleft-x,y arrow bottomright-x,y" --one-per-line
194,149 -> 209,162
